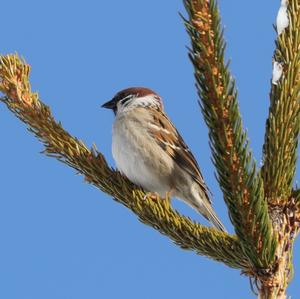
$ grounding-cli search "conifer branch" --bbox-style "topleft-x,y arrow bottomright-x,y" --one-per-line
0,54 -> 250,270
292,188 -> 300,202
292,189 -> 300,221
182,0 -> 277,269
262,0 -> 300,206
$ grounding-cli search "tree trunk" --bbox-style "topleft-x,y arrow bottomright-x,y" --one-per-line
257,202 -> 298,299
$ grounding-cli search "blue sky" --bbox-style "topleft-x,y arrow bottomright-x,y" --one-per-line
0,1 -> 299,298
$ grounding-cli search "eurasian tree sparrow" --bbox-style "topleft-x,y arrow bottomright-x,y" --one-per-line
102,87 -> 226,232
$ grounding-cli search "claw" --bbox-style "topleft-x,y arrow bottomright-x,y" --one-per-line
143,192 -> 159,201
142,191 -> 172,206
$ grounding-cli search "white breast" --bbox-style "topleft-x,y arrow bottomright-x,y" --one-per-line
111,113 -> 173,196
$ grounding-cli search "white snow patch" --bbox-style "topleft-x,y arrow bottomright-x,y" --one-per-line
276,0 -> 289,35
272,61 -> 283,85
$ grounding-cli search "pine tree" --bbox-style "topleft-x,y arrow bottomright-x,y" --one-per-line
0,1 -> 299,298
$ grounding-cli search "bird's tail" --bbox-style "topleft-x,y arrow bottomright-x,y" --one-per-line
194,199 -> 227,232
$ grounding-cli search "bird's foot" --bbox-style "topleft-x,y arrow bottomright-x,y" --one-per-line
142,192 -> 172,208
143,192 -> 160,201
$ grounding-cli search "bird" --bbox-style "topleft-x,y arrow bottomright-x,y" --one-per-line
102,87 -> 226,232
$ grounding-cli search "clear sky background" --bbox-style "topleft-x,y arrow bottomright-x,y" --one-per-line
0,1 -> 299,298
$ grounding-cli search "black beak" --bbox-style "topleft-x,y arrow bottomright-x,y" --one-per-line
101,98 -> 117,110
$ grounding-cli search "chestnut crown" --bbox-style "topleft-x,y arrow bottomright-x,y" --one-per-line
102,87 -> 163,114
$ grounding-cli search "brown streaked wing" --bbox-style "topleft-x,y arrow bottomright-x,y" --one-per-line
147,109 -> 212,203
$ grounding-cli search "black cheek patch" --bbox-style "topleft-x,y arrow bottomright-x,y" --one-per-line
121,97 -> 131,105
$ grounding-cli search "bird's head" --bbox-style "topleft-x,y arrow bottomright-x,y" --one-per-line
101,87 -> 163,115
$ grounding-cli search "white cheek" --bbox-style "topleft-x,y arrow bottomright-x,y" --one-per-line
116,95 -> 160,114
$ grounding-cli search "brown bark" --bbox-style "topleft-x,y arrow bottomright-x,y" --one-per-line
257,200 -> 299,298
